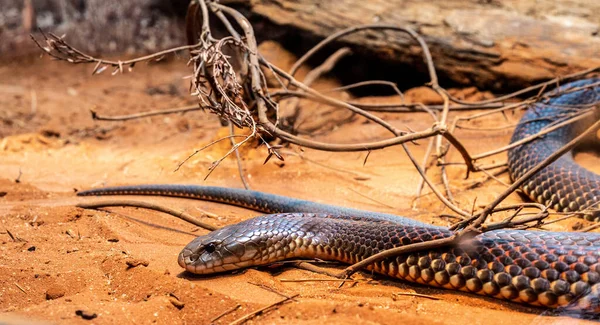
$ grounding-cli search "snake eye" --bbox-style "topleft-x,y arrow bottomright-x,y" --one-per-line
204,242 -> 216,253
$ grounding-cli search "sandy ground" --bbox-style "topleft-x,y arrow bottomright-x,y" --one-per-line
0,45 -> 599,325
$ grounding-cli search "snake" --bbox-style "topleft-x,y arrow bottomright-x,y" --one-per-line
507,78 -> 600,221
77,79 -> 600,313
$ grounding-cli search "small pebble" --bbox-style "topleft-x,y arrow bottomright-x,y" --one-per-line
45,285 -> 66,300
75,310 -> 97,320
169,297 -> 185,310
126,258 -> 150,268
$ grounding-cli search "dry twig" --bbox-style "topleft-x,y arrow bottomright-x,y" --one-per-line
76,200 -> 218,231
211,304 -> 242,323
228,294 -> 299,325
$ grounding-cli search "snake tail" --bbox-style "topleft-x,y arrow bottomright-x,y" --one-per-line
76,184 -> 428,226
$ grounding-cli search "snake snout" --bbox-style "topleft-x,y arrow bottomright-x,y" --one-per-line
177,235 -> 221,273
178,245 -> 207,272
177,249 -> 191,269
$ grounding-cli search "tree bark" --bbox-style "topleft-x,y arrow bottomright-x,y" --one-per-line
241,0 -> 600,89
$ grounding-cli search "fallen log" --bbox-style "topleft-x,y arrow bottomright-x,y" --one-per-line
236,0 -> 600,89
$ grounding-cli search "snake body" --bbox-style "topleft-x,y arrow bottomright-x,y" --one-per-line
77,79 -> 600,313
507,78 -> 600,221
179,213 -> 600,313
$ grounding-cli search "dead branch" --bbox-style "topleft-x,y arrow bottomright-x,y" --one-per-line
174,134 -> 251,173
336,231 -> 467,279
76,200 -> 218,231
90,105 -> 200,121
281,47 -> 353,129
211,304 -> 242,323
580,222 -> 600,233
229,123 -> 251,190
443,70 -> 600,105
349,101 -> 505,113
392,292 -> 440,301
228,294 -> 299,325
470,107 -> 596,161
412,137 -> 436,209
337,199 -> 552,279
31,30 -> 199,74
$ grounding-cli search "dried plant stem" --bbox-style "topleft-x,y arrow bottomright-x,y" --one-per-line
442,66 -> 599,105
229,123 -> 251,190
77,200 -> 218,231
471,108 -> 595,161
211,304 -> 241,323
413,136 -> 436,209
228,294 -> 299,325
90,105 -> 200,121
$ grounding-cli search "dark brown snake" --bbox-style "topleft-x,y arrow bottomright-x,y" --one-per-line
78,79 -> 600,314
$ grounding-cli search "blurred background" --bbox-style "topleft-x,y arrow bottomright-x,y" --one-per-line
0,0 -> 190,56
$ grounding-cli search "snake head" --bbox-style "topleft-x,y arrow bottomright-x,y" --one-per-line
178,213 -> 327,275
177,221 -> 265,274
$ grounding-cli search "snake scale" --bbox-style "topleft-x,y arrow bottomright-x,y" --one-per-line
78,79 -> 600,313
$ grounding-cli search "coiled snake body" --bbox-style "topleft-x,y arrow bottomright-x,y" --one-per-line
507,78 -> 600,221
78,79 -> 600,313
